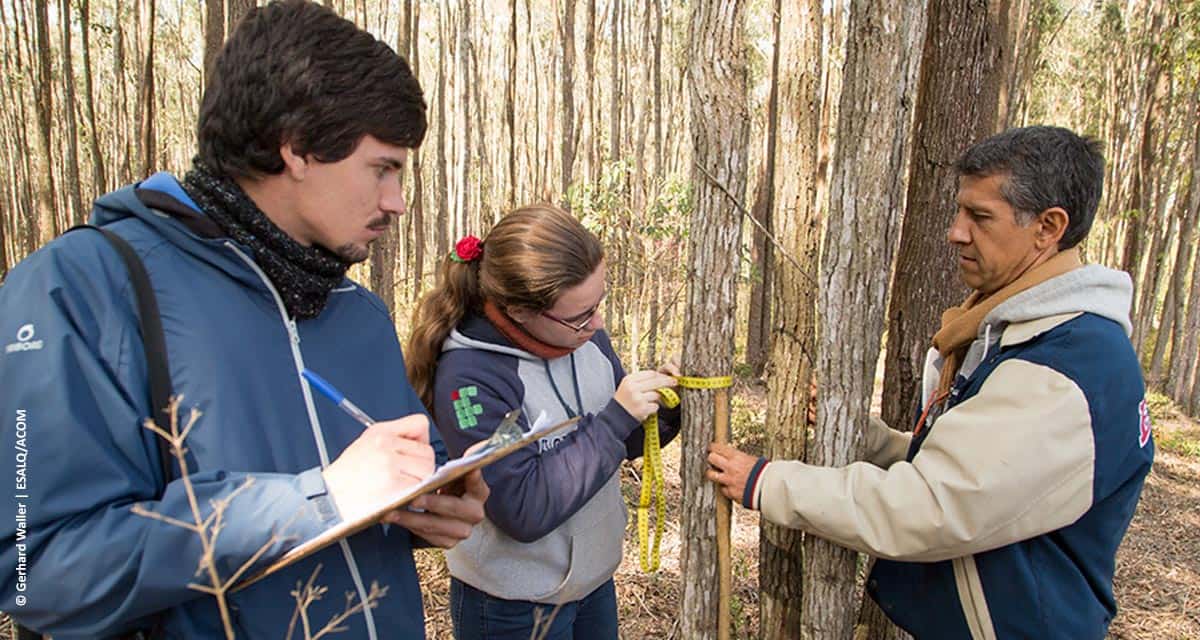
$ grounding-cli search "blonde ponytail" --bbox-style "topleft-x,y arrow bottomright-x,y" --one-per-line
406,204 -> 604,412
406,255 -> 482,411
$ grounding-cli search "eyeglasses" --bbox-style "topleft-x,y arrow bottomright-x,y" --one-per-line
541,297 -> 604,333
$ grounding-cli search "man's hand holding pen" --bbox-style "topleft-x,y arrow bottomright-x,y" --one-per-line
320,413 -> 488,549
306,368 -> 488,549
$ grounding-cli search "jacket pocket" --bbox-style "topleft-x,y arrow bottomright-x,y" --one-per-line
952,555 -> 998,640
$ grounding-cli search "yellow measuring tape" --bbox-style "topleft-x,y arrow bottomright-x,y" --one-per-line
638,375 -> 733,572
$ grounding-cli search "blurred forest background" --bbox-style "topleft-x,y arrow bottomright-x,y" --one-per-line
1,0 -> 1198,638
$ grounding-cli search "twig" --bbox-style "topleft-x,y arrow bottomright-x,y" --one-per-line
130,504 -> 200,532
638,280 -> 687,348
693,161 -> 816,284
132,396 -> 386,639
287,564 -> 389,640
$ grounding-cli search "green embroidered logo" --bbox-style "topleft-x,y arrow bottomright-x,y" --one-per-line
451,385 -> 483,429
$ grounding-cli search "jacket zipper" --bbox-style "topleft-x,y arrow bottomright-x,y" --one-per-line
226,243 -> 379,640
953,555 -> 997,640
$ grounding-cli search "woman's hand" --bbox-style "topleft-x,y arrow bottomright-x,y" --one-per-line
614,370 -> 678,421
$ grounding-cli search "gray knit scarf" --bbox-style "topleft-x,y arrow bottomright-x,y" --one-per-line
182,161 -> 350,320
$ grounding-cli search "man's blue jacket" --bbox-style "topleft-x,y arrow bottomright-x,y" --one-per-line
0,174 -> 442,638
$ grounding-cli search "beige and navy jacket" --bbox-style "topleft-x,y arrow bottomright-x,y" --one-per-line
744,265 -> 1153,639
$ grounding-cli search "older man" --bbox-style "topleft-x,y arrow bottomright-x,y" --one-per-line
709,126 -> 1153,639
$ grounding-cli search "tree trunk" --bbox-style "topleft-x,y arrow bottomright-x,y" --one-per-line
1146,213 -> 1179,389
1121,28 -> 1165,339
745,0 -> 782,379
632,1 -> 651,217
584,0 -> 597,183
559,0 -> 576,203
469,29 -> 488,223
204,0 -> 223,79
1170,118 -> 1200,407
435,1 -> 449,270
59,0 -> 85,225
368,0 -> 413,314
998,0 -> 1048,128
506,0 -> 517,210
456,0 -> 471,235
609,0 -> 621,164
526,0 -> 543,199
135,0 -> 156,179
113,0 -> 133,184
809,0 -> 925,638
1181,228 -> 1200,416
651,0 -> 662,181
759,0 -> 822,636
79,0 -> 108,194
680,1 -> 749,639
880,0 -> 1007,462
1130,65 -> 1172,353
409,0 -> 425,301
226,0 -> 254,34
33,0 -> 56,245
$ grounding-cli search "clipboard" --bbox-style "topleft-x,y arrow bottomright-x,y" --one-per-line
235,409 -> 578,591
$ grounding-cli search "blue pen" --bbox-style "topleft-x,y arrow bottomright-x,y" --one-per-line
301,368 -> 376,428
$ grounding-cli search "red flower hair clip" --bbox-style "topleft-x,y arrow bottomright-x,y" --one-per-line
451,235 -> 484,263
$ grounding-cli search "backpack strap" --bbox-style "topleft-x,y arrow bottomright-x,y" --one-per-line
66,224 -> 176,494
12,226 -> 175,640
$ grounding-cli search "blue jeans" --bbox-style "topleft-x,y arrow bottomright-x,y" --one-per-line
450,577 -> 619,640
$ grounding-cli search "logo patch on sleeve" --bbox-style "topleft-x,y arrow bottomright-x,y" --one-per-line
452,385 -> 484,430
1138,399 -> 1152,448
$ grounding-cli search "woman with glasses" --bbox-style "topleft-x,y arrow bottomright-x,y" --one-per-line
405,204 -> 680,640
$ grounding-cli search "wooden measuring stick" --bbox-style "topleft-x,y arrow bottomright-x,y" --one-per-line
715,385 -> 731,640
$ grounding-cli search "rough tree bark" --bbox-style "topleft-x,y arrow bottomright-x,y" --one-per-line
409,1 -> 425,301
456,0 -> 471,235
226,0 -> 253,33
879,0 -> 1007,475
135,0 -> 156,178
744,0 -> 782,379
204,0 -> 223,78
1121,12 -> 1165,339
1181,227 -> 1200,416
1170,118 -> 1200,409
809,0 -> 925,638
59,0 -> 85,224
1130,65 -> 1172,353
113,0 -> 133,184
609,0 -> 621,164
435,1 -> 449,268
368,0 -> 413,314
79,0 -> 108,193
506,0 -> 517,209
559,0 -> 576,203
680,1 -> 749,638
33,0 -> 56,245
758,0 -> 822,636
651,0 -> 662,179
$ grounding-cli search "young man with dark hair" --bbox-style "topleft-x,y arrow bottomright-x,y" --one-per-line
0,1 -> 485,637
709,126 -> 1152,639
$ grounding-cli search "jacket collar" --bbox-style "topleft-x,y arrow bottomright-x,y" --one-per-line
999,312 -> 1084,348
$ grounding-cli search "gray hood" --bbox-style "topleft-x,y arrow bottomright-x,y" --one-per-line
444,327 -> 535,359
984,264 -> 1133,337
953,264 -> 1133,382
